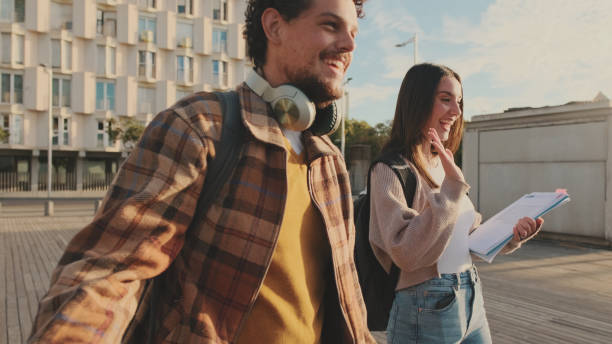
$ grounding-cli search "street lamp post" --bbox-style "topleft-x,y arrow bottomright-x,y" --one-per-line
395,33 -> 418,65
341,77 -> 352,157
40,64 -> 53,215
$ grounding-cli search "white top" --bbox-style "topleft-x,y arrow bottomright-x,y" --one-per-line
281,128 -> 303,155
429,159 -> 475,274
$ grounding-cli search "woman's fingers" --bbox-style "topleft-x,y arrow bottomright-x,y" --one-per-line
514,217 -> 541,241
427,128 -> 465,182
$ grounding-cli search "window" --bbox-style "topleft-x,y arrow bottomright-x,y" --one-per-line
0,113 -> 22,144
63,118 -> 70,145
138,0 -> 156,9
96,9 -> 117,37
0,72 -> 22,104
138,50 -> 156,79
138,16 -> 157,43
96,120 -> 105,147
52,117 -> 59,145
212,60 -> 228,87
0,32 -> 24,65
0,0 -> 24,22
51,39 -> 61,68
177,55 -> 193,83
177,0 -> 193,15
96,80 -> 115,111
97,45 -> 116,75
96,45 -> 105,75
213,0 -> 228,21
138,87 -> 155,114
64,41 -> 72,70
50,1 -> 72,31
176,22 -> 193,48
1,33 -> 9,64
52,77 -> 71,108
15,34 -> 23,65
212,29 -> 227,53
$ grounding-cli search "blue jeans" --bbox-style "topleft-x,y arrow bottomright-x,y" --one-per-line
387,266 -> 492,344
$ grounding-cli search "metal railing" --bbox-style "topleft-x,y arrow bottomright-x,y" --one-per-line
0,172 -> 31,192
83,173 -> 114,191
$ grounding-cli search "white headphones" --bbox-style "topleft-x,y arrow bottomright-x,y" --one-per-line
245,69 -> 341,136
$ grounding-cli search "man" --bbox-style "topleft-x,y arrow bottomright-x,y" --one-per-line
29,0 -> 374,343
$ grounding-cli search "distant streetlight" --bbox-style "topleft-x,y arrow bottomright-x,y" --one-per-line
341,77 -> 352,157
395,33 -> 418,65
39,64 -> 52,199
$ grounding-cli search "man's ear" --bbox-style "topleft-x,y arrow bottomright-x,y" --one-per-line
261,8 -> 284,45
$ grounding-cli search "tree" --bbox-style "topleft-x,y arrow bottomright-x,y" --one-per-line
107,117 -> 146,150
330,119 -> 391,160
0,127 -> 9,144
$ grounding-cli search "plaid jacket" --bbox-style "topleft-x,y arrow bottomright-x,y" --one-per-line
29,85 -> 375,344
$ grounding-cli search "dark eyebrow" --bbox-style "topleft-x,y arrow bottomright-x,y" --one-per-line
318,12 -> 359,33
438,91 -> 462,100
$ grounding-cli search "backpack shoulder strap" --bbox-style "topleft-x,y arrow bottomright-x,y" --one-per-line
194,90 -> 245,218
370,153 -> 416,208
366,152 -> 417,280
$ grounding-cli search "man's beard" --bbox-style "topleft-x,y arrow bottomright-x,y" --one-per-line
286,52 -> 349,107
290,74 -> 343,107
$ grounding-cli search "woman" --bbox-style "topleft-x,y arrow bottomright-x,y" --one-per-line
369,63 -> 543,344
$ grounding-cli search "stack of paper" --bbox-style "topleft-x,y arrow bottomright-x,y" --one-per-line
469,191 -> 570,263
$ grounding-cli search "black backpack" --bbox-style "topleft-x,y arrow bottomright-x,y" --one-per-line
353,153 -> 416,331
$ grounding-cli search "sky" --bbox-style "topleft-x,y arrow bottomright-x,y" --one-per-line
346,0 -> 612,125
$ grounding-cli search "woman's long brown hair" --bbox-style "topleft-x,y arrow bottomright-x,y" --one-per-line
381,63 -> 464,188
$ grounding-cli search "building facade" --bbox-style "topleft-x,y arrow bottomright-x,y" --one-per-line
463,94 -> 612,243
0,0 -> 249,196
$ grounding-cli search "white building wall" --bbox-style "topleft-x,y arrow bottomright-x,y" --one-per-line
464,101 -> 612,242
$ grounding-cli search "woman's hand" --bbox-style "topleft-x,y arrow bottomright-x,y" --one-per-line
428,128 -> 465,183
512,217 -> 544,241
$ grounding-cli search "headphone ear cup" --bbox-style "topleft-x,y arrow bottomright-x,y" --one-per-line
267,85 -> 316,132
310,101 -> 341,136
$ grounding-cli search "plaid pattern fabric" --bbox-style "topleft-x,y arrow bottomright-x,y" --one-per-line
29,85 -> 374,344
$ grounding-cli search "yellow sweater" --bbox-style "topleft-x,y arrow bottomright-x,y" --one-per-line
236,142 -> 330,343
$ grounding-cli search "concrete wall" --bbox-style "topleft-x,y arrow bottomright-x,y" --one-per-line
463,100 -> 612,242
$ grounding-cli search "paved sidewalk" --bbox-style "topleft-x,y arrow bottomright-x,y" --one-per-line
2,216 -> 612,344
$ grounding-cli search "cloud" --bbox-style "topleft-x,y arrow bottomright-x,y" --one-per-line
361,0 -> 422,79
438,0 -> 612,112
348,83 -> 398,108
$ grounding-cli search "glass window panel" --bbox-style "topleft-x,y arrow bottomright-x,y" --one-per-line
176,22 -> 193,46
223,0 -> 228,21
13,114 -> 23,144
96,81 -> 104,109
109,47 -> 116,74
63,118 -> 69,145
51,39 -> 61,68
15,34 -> 23,64
65,41 -> 72,70
1,33 -> 10,64
220,31 -> 227,53
15,0 -> 25,22
107,83 -> 115,110
14,74 -> 21,104
213,0 -> 220,20
97,10 -> 103,34
0,0 -> 12,21
97,45 -> 105,75
52,78 -> 59,106
177,55 -> 184,81
1,73 -> 10,103
62,79 -> 71,107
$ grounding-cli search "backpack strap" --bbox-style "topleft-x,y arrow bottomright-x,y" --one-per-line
138,91 -> 244,344
365,152 -> 417,280
194,90 -> 245,218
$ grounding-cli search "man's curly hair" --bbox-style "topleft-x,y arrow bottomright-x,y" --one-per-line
243,0 -> 365,69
